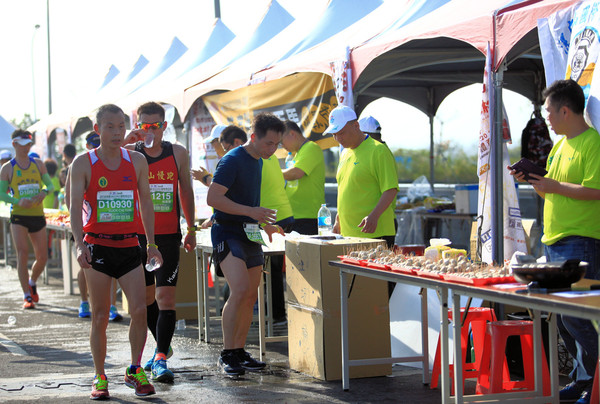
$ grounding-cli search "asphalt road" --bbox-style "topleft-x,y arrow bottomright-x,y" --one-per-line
0,263 -> 444,403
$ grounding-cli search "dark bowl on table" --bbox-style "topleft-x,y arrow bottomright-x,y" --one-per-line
511,259 -> 588,289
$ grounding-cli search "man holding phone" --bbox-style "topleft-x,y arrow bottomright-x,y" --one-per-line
508,79 -> 600,404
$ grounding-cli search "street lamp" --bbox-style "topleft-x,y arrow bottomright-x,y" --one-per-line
31,24 -> 40,122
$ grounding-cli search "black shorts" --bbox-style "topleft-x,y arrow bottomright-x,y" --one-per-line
214,238 -> 264,270
84,242 -> 142,279
139,234 -> 182,287
10,215 -> 46,233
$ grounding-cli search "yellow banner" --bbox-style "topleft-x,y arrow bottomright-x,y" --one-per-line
202,72 -> 339,148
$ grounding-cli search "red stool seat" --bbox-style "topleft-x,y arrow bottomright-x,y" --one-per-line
476,320 -> 550,395
431,307 -> 496,393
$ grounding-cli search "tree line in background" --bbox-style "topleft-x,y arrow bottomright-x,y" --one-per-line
324,140 -> 522,184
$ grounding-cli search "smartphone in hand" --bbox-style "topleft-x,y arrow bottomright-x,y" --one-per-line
509,158 -> 548,181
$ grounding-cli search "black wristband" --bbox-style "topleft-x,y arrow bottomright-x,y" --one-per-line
202,174 -> 212,185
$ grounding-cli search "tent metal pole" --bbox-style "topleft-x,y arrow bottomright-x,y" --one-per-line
46,0 -> 52,115
214,0 -> 221,19
491,66 -> 505,264
429,114 -> 435,194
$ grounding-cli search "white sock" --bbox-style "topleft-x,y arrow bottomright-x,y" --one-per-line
29,279 -> 36,287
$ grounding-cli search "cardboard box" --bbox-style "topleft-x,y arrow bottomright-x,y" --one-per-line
455,184 -> 478,214
285,237 -> 391,380
123,247 -> 198,320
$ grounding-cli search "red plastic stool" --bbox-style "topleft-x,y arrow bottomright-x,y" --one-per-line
431,307 -> 496,392
476,320 -> 550,395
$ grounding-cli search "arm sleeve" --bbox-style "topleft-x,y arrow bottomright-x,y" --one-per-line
0,180 -> 19,204
42,173 -> 55,193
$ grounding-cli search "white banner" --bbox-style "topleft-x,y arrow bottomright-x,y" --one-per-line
539,1 -> 600,129
329,46 -> 354,108
187,98 -> 218,220
477,44 -> 527,264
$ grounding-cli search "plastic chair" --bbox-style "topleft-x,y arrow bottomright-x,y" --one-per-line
476,320 -> 550,395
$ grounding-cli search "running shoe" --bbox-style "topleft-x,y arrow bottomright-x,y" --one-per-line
151,358 -> 175,382
108,305 -> 123,322
23,296 -> 35,309
143,346 -> 174,371
29,284 -> 39,303
90,374 -> 109,400
236,349 -> 266,371
79,301 -> 91,318
124,366 -> 155,396
218,350 -> 245,376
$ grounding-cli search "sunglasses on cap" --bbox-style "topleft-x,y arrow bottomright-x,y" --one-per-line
14,132 -> 33,140
136,122 -> 165,131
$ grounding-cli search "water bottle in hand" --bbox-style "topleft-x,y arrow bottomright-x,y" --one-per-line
317,204 -> 332,235
145,257 -> 160,272
285,152 -> 294,169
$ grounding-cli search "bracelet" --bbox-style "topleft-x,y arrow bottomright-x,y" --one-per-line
187,225 -> 197,232
147,243 -> 158,249
202,174 -> 212,184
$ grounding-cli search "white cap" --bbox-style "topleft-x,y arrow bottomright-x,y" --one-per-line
204,124 -> 227,143
0,150 -> 12,159
359,116 -> 381,134
323,105 -> 357,134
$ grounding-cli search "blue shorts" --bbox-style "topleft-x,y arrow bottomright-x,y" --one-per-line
214,238 -> 264,269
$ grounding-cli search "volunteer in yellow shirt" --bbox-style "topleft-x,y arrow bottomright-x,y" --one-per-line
281,120 -> 325,235
325,106 -> 398,247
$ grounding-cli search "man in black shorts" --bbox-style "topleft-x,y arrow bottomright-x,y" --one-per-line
70,104 -> 162,400
124,101 -> 196,383
207,113 -> 285,376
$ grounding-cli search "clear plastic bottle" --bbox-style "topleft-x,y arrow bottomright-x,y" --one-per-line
145,257 -> 160,272
285,152 -> 294,169
317,204 -> 332,235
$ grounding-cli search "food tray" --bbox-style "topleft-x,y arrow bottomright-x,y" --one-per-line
365,261 -> 391,271
337,255 -> 363,266
389,265 -> 416,275
414,269 -> 443,280
443,273 -> 515,286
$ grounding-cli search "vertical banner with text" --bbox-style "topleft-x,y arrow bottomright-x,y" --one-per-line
477,44 -> 527,264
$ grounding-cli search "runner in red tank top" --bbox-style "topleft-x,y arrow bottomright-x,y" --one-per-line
124,101 -> 196,383
70,104 -> 162,400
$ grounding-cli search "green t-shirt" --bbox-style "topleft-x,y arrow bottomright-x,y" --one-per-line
261,156 -> 293,221
285,141 -> 325,219
336,136 -> 398,238
542,128 -> 600,245
43,176 -> 61,209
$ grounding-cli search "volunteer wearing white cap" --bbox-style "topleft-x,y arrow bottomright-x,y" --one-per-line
325,105 -> 398,247
358,116 -> 383,143
191,124 -> 228,186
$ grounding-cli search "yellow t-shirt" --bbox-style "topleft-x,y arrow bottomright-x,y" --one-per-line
285,141 -> 325,219
9,158 -> 44,216
336,136 -> 398,238
43,176 -> 61,209
261,156 -> 293,221
542,128 -> 600,245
